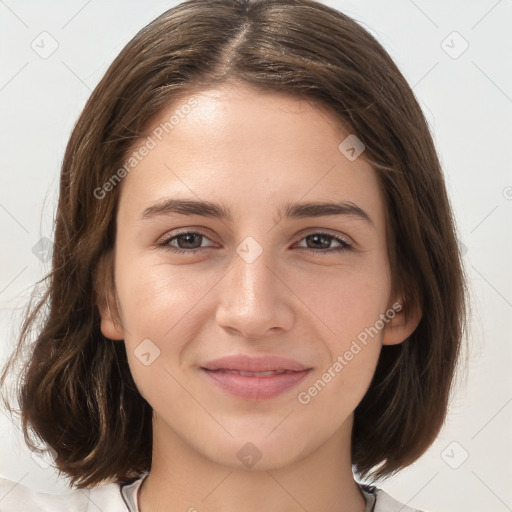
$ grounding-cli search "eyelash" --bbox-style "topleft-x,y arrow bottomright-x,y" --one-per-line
157,230 -> 352,255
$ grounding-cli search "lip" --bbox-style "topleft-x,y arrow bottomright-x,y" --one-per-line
202,354 -> 310,373
200,354 -> 312,400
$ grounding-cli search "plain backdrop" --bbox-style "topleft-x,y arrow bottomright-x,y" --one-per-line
0,1 -> 511,511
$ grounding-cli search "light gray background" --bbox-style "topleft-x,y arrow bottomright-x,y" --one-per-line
1,1 -> 511,511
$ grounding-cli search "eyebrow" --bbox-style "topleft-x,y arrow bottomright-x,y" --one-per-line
139,198 -> 374,227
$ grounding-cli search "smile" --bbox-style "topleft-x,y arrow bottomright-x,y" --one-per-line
201,368 -> 311,400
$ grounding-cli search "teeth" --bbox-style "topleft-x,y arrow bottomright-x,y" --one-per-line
221,369 -> 289,377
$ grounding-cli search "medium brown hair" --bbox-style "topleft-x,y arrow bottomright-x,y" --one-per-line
1,0 -> 467,488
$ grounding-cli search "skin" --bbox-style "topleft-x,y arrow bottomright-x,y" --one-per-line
100,82 -> 421,512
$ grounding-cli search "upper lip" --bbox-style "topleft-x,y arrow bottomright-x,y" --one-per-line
201,355 -> 311,373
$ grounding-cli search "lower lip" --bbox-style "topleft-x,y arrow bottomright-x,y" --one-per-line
201,369 -> 311,400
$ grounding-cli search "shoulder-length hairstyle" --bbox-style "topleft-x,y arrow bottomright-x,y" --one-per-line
1,0 -> 467,489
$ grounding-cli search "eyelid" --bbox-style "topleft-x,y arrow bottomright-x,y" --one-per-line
156,227 -> 353,243
155,227 -> 217,246
157,227 -> 355,254
294,228 -> 354,247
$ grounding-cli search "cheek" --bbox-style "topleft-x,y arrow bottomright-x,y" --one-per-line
115,258 -> 207,403
115,253 -> 215,339
289,261 -> 390,404
294,271 -> 388,421
290,261 -> 391,346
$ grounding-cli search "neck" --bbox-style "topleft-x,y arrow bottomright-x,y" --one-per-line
138,414 -> 366,512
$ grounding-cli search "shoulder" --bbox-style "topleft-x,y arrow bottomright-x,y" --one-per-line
360,484 -> 430,512
0,475 -> 127,512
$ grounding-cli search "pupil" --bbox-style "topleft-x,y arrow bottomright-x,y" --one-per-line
309,234 -> 329,249
181,233 -> 200,248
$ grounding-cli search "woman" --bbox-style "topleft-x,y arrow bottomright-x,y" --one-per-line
0,0 -> 466,510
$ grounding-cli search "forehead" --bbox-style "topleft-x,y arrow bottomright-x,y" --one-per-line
146,84 -> 351,158
118,84 -> 385,229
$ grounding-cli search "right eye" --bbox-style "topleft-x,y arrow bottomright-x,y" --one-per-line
158,231 -> 216,254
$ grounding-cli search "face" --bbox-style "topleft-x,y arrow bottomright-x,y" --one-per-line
100,83 -> 417,470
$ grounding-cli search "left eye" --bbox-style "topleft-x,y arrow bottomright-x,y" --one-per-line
158,231 -> 352,254
295,233 -> 352,253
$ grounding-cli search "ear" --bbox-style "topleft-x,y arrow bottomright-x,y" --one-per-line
98,291 -> 125,341
94,250 -> 124,341
382,299 -> 422,346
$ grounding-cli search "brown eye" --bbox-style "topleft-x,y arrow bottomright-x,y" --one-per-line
171,233 -> 203,249
296,233 -> 352,253
158,231 -> 215,254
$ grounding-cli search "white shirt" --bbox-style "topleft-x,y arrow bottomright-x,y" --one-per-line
0,473 -> 426,511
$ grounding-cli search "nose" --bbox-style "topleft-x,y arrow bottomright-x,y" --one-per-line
215,246 -> 294,339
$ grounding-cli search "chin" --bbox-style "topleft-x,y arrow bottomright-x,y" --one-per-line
197,431 -> 313,472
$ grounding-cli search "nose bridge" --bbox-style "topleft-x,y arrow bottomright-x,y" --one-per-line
234,238 -> 274,302
215,236 -> 293,337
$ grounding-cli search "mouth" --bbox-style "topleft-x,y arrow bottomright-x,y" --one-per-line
200,354 -> 312,400
209,369 -> 296,377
